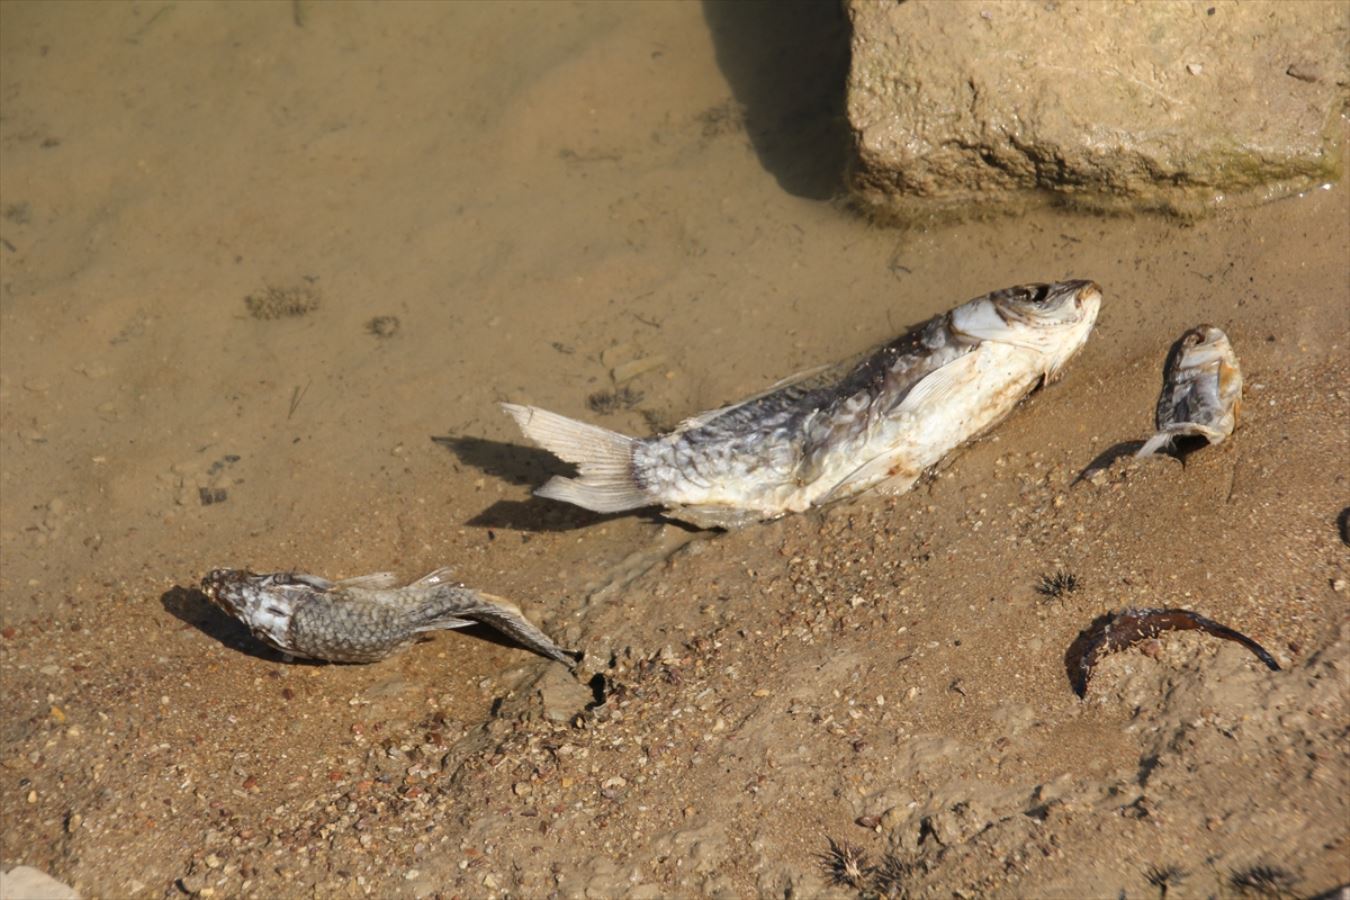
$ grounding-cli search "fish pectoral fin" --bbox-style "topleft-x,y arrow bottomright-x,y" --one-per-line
890,351 -> 982,417
820,454 -> 919,502
333,572 -> 400,590
871,469 -> 922,496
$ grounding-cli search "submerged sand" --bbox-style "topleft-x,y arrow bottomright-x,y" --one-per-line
1,3 -> 1347,897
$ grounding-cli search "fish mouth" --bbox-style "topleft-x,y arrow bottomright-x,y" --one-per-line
201,568 -> 253,613
1072,281 -> 1102,308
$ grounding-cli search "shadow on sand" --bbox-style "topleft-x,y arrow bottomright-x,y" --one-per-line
701,0 -> 852,200
1073,440 -> 1146,484
432,433 -> 655,532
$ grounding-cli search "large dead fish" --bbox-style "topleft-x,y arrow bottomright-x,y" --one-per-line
201,568 -> 578,666
505,280 -> 1101,528
1136,324 -> 1242,458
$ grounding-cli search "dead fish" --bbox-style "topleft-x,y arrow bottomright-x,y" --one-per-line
1136,324 -> 1242,458
201,568 -> 578,666
1065,607 -> 1279,697
505,280 -> 1101,528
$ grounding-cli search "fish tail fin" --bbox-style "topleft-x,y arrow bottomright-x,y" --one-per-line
472,592 -> 580,667
1136,423 -> 1225,458
501,403 -> 650,513
1135,431 -> 1176,458
413,588 -> 579,667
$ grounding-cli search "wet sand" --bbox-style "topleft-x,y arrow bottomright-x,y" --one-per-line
2,3 -> 1347,897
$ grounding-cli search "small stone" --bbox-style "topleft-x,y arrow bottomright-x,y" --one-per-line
205,854 -> 222,869
513,781 -> 533,797
0,867 -> 79,900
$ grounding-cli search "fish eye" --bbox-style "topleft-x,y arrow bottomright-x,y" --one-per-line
1015,284 -> 1051,304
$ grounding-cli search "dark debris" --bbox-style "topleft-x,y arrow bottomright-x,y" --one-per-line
1036,570 -> 1080,600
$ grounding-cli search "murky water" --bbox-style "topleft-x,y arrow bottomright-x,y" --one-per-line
2,0 -> 1344,626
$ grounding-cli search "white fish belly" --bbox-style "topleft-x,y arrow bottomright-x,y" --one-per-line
807,342 -> 1046,504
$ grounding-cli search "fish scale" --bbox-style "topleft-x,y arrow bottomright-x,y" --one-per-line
201,569 -> 577,666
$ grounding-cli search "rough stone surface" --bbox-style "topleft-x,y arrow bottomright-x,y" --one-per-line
0,867 -> 79,900
847,0 -> 1350,221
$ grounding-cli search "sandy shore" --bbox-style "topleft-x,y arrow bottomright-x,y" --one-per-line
2,3 -> 1347,897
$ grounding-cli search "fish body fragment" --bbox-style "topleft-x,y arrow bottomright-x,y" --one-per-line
201,568 -> 577,666
1137,324 -> 1242,458
506,280 -> 1101,528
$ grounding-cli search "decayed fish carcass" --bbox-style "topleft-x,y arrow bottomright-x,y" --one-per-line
505,280 -> 1102,528
1136,324 -> 1242,458
202,567 -> 578,666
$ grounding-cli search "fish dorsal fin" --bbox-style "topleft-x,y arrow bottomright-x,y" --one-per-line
333,572 -> 400,590
410,567 -> 456,588
675,360 -> 849,432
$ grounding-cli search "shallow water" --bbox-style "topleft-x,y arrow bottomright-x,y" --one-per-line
3,1 -> 1342,629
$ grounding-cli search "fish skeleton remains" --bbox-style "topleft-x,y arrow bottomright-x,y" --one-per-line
1136,324 -> 1242,458
505,280 -> 1102,528
201,568 -> 578,666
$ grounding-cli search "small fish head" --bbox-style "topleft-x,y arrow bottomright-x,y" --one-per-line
201,569 -> 330,652
1175,324 -> 1234,369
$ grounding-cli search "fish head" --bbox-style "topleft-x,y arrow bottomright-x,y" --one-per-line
201,568 -> 331,652
952,280 -> 1101,373
1174,324 -> 1234,369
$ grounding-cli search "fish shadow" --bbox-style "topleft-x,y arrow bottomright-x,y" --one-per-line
464,498 -> 652,533
433,433 -> 658,532
431,434 -> 570,487
160,585 -> 323,664
448,622 -> 580,663
1073,440 -> 1146,484
1071,437 -> 1210,484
